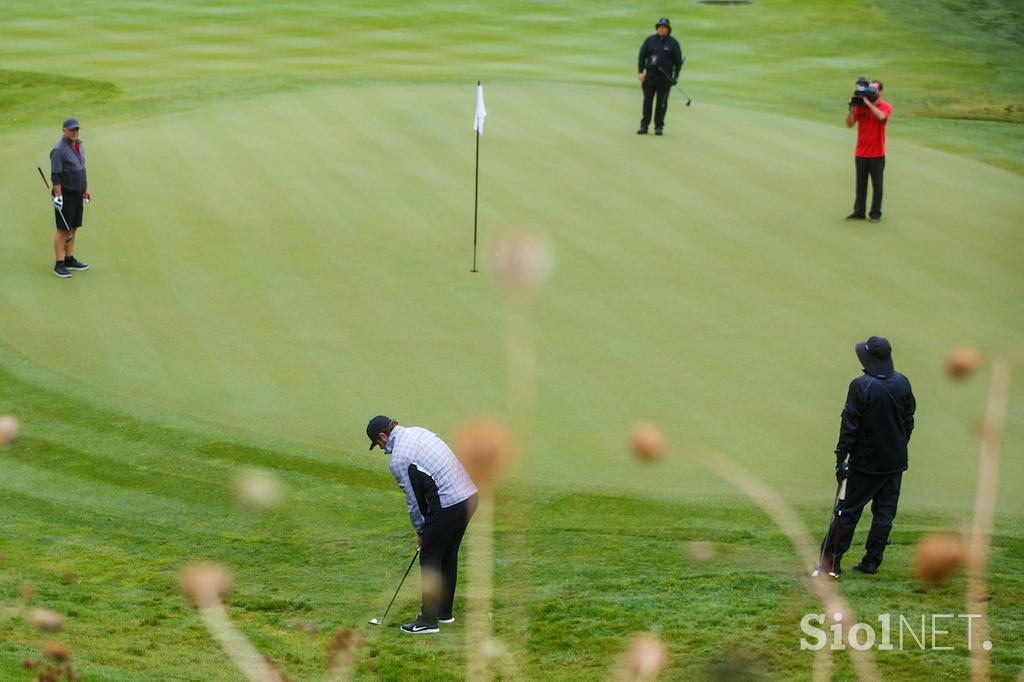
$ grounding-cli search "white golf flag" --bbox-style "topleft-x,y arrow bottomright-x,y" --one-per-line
473,81 -> 487,135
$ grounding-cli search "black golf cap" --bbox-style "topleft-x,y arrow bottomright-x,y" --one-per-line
366,415 -> 392,450
655,17 -> 672,32
855,336 -> 894,378
62,117 -> 80,130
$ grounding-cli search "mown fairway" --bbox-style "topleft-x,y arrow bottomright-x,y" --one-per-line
1,1 -> 1022,680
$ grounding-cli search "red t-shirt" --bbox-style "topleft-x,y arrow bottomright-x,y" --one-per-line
854,99 -> 892,158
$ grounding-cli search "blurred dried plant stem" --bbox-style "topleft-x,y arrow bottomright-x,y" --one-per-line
699,452 -> 880,682
967,356 -> 1011,682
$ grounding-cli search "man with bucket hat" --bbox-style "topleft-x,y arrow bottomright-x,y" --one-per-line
636,17 -> 684,135
815,336 -> 916,577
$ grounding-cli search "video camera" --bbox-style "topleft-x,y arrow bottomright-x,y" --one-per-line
849,76 -> 878,107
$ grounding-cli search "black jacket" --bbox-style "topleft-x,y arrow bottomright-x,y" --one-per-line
637,34 -> 683,82
835,372 -> 916,474
50,137 -> 87,192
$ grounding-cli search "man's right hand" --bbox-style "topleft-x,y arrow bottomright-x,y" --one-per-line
637,72 -> 645,83
835,457 -> 850,484
416,533 -> 423,549
52,195 -> 63,209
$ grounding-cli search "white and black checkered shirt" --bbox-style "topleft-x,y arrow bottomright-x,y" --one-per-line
386,425 -> 478,533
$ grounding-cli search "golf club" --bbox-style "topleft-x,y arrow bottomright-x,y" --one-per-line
656,60 -> 692,107
37,166 -> 74,243
813,468 -> 848,577
368,546 -> 420,626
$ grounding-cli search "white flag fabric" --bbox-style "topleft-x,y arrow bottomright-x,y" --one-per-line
473,82 -> 487,135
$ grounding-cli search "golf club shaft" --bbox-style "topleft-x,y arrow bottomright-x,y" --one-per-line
817,478 -> 843,570
654,66 -> 692,106
378,547 -> 420,624
38,166 -> 75,241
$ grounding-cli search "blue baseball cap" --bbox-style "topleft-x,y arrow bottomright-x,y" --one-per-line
62,118 -> 80,129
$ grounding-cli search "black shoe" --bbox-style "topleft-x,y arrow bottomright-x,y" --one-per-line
438,615 -> 456,624
636,127 -> 648,135
54,263 -> 72,278
868,216 -> 880,223
64,256 -> 89,271
654,128 -> 663,136
401,619 -> 439,634
845,213 -> 866,221
853,562 -> 878,574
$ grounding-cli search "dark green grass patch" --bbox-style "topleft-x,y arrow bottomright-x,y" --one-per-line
3,360 -> 1024,679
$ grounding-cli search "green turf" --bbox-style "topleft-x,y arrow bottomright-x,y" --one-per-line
1,0 -> 1023,680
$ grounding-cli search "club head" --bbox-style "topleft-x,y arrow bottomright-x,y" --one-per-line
686,101 -> 692,107
368,618 -> 380,625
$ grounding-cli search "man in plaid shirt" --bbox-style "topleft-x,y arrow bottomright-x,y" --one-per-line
367,416 -> 478,634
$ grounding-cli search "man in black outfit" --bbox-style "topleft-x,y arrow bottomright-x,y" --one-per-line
816,336 -> 916,578
637,18 -> 684,136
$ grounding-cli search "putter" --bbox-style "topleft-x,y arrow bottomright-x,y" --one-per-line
37,167 -> 74,243
656,61 -> 692,107
368,547 -> 420,626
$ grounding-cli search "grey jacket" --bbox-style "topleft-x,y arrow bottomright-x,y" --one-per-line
50,137 -> 87,192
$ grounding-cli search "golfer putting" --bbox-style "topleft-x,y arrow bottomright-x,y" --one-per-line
366,416 -> 478,634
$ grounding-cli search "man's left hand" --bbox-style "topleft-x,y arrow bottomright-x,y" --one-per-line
84,190 -> 92,203
416,533 -> 423,549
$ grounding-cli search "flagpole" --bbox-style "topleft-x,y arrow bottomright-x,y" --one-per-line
472,80 -> 482,273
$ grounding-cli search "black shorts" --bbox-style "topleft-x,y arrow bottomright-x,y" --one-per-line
55,190 -> 84,230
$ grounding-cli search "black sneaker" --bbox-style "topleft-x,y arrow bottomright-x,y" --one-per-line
845,213 -> 866,221
852,562 -> 878,574
654,128 -> 664,136
64,256 -> 89,271
401,619 -> 439,634
868,216 -> 881,223
54,263 -> 72,278
438,615 -> 456,624
636,127 -> 648,135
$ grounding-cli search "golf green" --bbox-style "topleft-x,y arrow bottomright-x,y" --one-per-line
2,84 -> 1021,511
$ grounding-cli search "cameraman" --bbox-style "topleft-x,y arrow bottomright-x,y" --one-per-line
846,80 -> 891,222
636,18 -> 683,136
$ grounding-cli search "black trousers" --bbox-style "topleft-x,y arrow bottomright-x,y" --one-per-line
853,156 -> 885,219
819,471 -> 902,572
419,494 -> 477,624
640,78 -> 672,130
55,190 -> 84,229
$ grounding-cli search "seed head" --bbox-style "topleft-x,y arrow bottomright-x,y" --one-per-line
0,415 -> 20,446
629,422 -> 667,462
180,562 -> 232,608
452,418 -> 517,489
28,608 -> 65,632
914,533 -> 964,587
945,345 -> 982,379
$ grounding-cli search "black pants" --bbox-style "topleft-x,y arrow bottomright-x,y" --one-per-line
419,494 -> 477,624
853,156 -> 885,219
640,78 -> 672,130
819,471 -> 902,572
55,190 -> 84,229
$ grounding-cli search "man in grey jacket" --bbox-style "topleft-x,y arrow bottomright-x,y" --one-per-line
367,416 -> 478,634
50,117 -> 92,278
